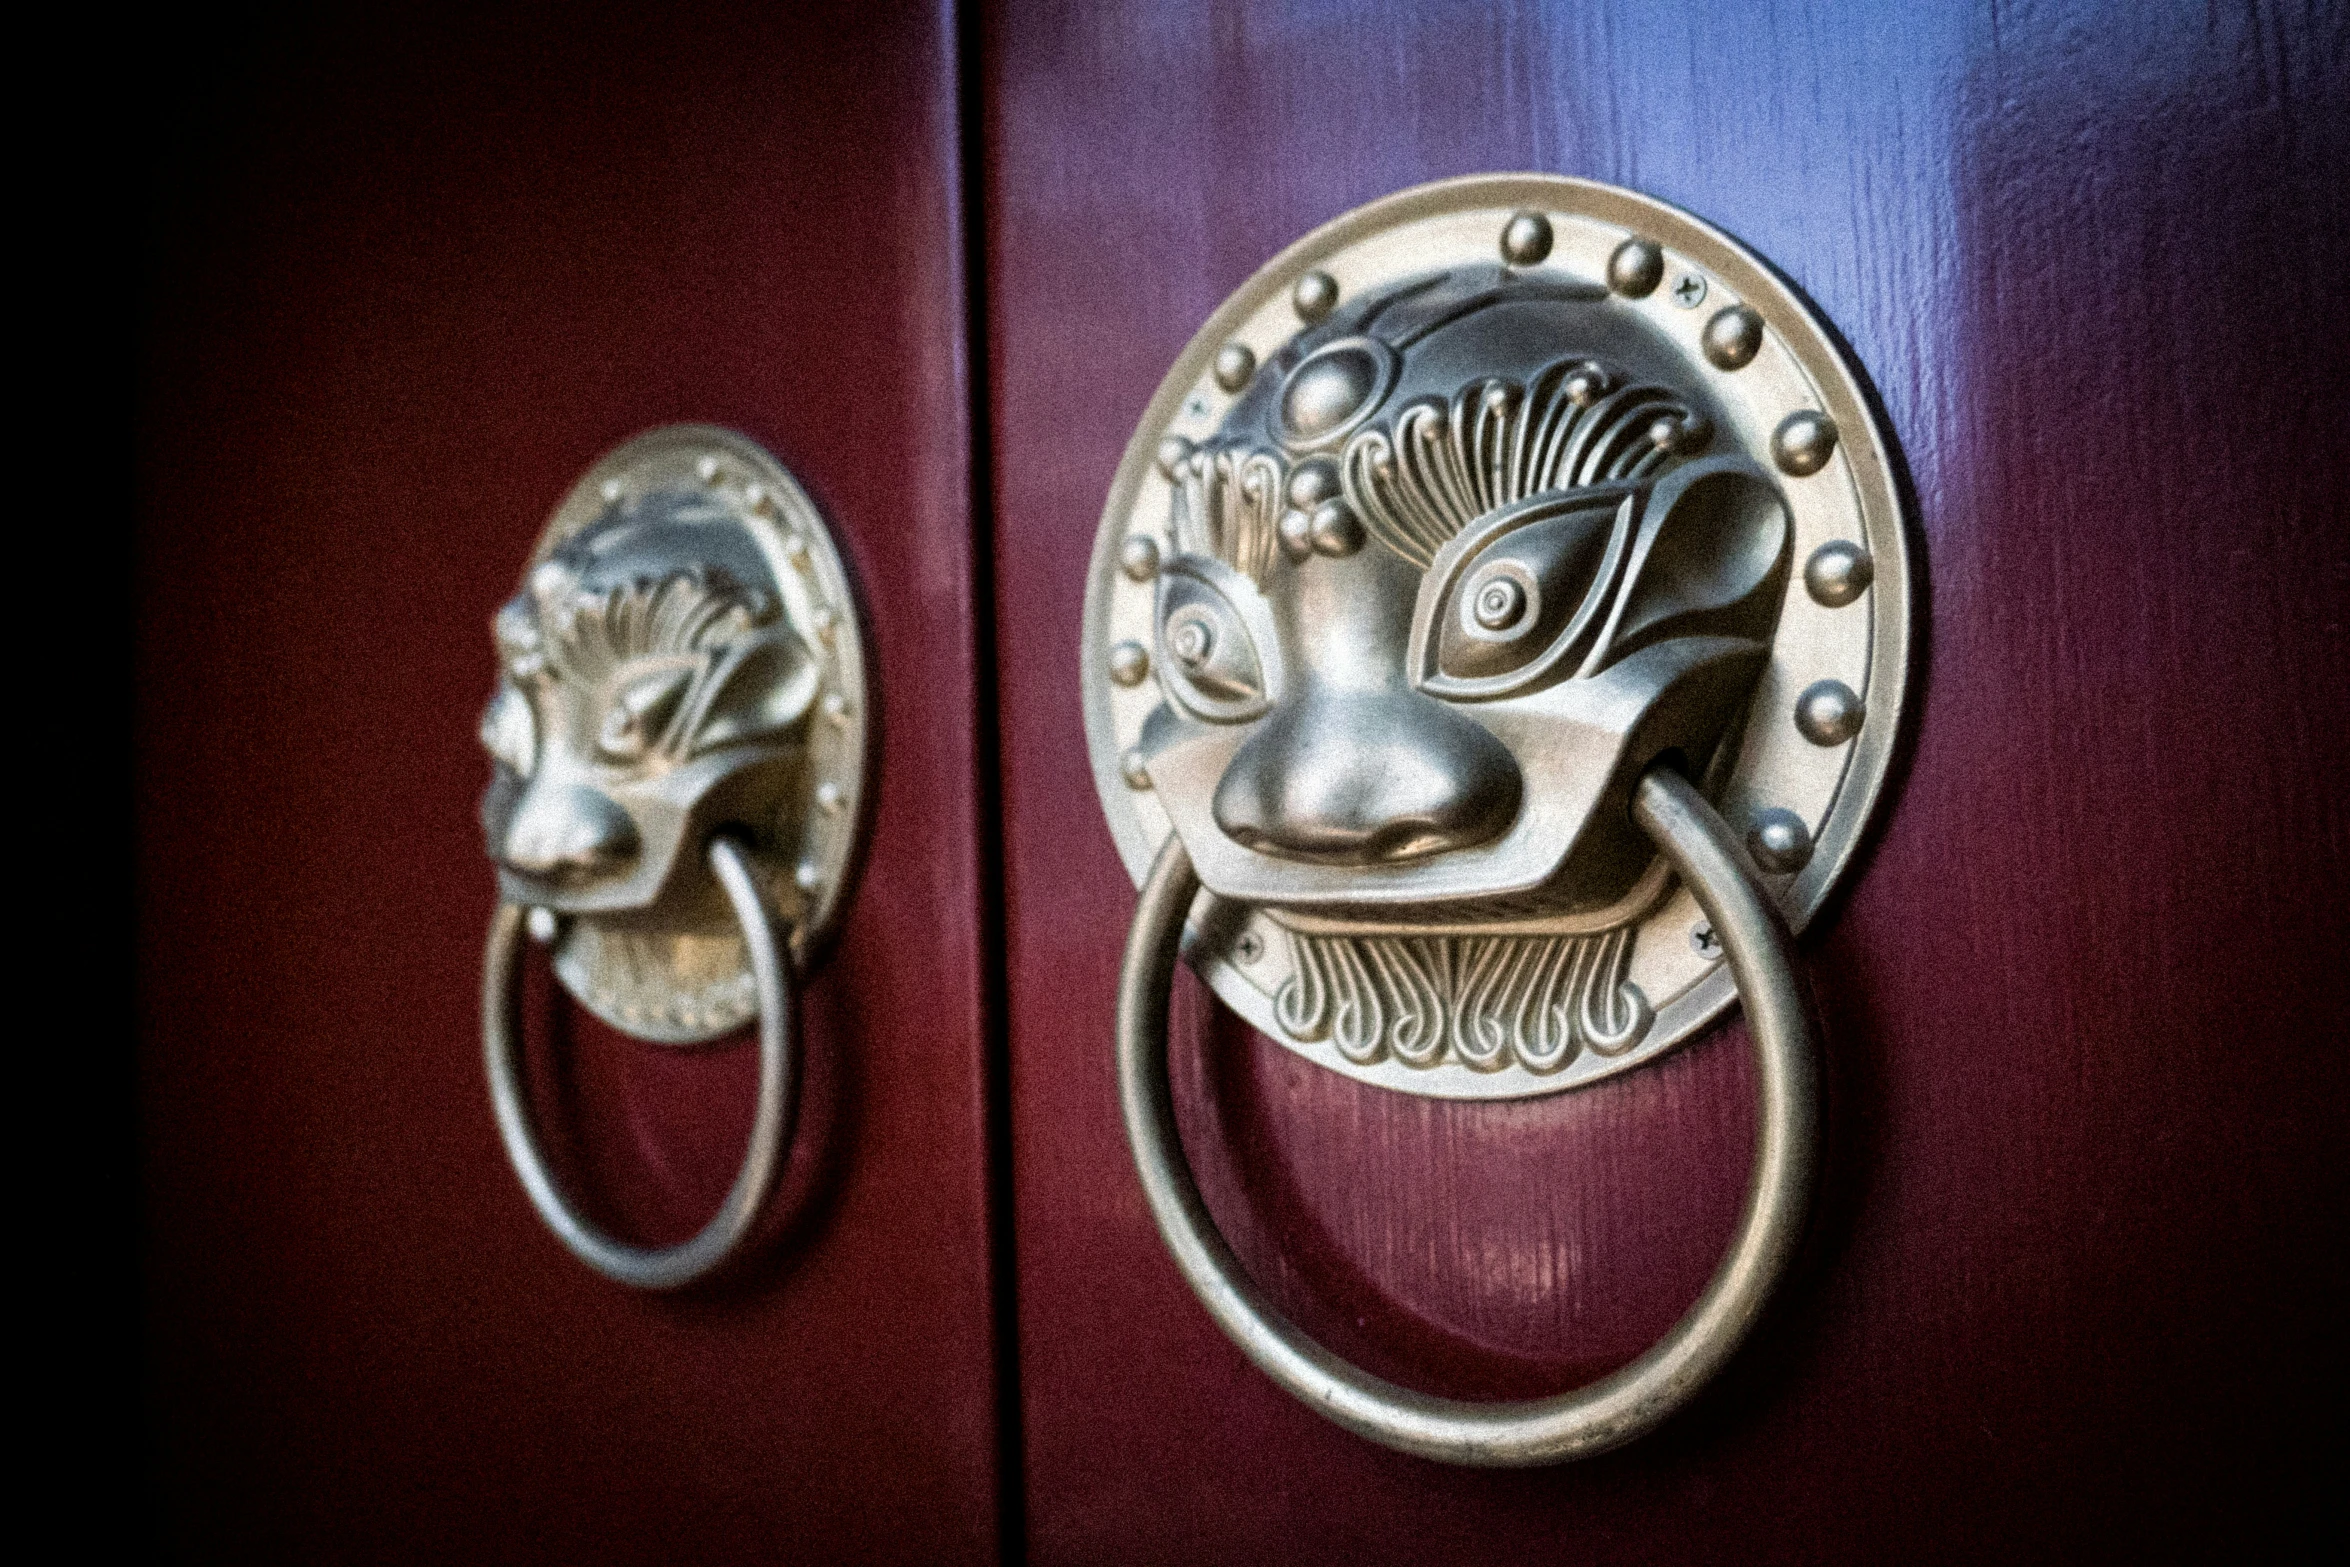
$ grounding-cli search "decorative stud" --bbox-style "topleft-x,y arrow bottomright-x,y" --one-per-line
1280,343 -> 1385,442
1119,535 -> 1162,582
1500,210 -> 1554,266
1608,237 -> 1665,297
1701,305 -> 1763,370
1563,362 -> 1611,406
1120,748 -> 1151,790
1794,679 -> 1864,745
599,479 -> 623,503
1648,413 -> 1713,455
1309,499 -> 1365,557
782,533 -> 811,565
1213,344 -> 1256,393
1277,508 -> 1315,560
822,690 -> 851,727
1772,411 -> 1839,476
794,860 -> 823,894
1804,540 -> 1874,607
742,482 -> 767,510
1109,641 -> 1150,686
1746,809 -> 1814,874
1286,459 -> 1340,510
697,456 -> 721,483
1292,270 -> 1339,323
525,906 -> 559,943
1155,435 -> 1195,479
815,781 -> 844,814
812,605 -> 837,644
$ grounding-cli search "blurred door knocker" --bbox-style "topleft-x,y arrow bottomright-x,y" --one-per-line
478,426 -> 870,1289
1081,175 -> 1912,1462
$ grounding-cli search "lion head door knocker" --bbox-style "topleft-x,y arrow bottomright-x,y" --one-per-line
1082,176 -> 1912,1462
478,425 -> 870,1289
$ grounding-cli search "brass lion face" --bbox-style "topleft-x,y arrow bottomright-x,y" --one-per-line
479,490 -> 818,921
1135,266 -> 1791,925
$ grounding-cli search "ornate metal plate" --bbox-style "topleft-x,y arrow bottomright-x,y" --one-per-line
483,425 -> 870,1044
1081,174 -> 1911,1099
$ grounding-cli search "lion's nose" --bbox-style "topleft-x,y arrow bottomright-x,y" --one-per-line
1212,693 -> 1521,864
500,783 -> 640,879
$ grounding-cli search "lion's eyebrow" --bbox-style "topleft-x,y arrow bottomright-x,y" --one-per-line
1168,445 -> 1285,585
1344,358 -> 1700,571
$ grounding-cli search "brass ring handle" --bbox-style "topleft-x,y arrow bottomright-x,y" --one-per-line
1115,766 -> 1821,1466
483,835 -> 796,1290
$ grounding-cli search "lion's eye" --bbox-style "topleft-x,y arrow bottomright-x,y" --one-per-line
596,664 -> 694,762
1157,568 -> 1268,721
1429,493 -> 1628,690
480,681 -> 538,777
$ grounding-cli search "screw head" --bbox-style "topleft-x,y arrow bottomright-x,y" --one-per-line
1670,272 -> 1708,309
1235,930 -> 1264,964
1691,922 -> 1722,959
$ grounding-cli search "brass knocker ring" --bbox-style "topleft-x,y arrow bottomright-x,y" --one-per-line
1115,766 -> 1821,1466
484,834 -> 795,1290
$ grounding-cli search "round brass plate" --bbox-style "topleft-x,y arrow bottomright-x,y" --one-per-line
1081,174 -> 1912,1099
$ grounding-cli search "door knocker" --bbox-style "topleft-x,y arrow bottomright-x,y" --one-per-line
1081,175 -> 1912,1462
478,425 -> 870,1288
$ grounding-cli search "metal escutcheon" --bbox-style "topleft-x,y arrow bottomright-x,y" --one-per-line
478,425 -> 870,1288
1082,175 -> 1912,1459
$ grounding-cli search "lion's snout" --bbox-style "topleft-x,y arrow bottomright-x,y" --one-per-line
499,782 -> 640,881
1212,692 -> 1521,865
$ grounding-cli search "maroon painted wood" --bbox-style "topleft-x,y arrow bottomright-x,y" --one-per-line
136,4 -> 1005,1561
981,1 -> 2349,1560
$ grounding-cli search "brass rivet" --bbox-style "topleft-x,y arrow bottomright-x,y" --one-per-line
1794,680 -> 1864,745
1608,237 -> 1665,297
1773,411 -> 1839,476
1499,211 -> 1553,266
1213,344 -> 1256,393
1292,270 -> 1339,322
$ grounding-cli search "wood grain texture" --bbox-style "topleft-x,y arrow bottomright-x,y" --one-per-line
981,0 -> 2350,1560
135,3 -> 1002,1560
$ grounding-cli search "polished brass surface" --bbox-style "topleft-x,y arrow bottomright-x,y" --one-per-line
482,425 -> 869,1043
1115,768 -> 1821,1465
476,425 -> 871,1286
1082,174 -> 1911,1099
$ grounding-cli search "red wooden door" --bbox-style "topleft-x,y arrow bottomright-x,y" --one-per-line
138,2 -> 2345,1561
137,5 -> 1006,1561
981,1 -> 2347,1561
